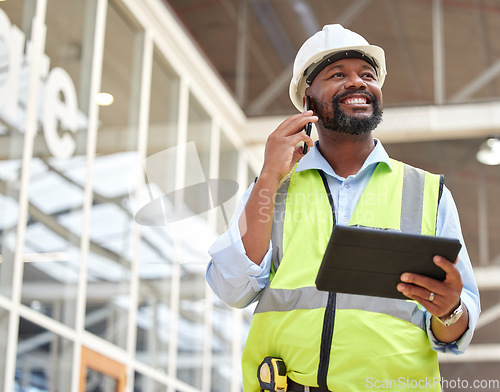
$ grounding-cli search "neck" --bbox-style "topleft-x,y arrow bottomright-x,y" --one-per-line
317,130 -> 376,178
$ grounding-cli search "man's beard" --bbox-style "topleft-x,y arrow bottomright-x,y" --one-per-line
316,91 -> 383,135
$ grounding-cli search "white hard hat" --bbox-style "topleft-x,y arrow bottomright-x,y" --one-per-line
289,24 -> 387,111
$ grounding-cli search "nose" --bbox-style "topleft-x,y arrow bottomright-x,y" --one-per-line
345,73 -> 367,90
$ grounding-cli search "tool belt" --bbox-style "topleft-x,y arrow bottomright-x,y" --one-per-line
287,379 -> 330,392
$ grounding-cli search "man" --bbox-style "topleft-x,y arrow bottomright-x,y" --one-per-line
206,24 -> 480,392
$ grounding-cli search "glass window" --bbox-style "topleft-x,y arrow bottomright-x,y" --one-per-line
0,1 -> 261,392
0,1 -> 36,297
15,318 -> 74,391
147,49 -> 179,156
174,93 -> 212,389
84,1 -> 143,349
0,307 -> 9,387
217,131 -> 239,234
86,370 -> 119,392
135,49 -> 179,371
134,49 -> 179,227
184,92 -> 211,215
134,371 -> 167,391
20,0 -> 90,330
248,166 -> 257,190
211,304 -> 235,392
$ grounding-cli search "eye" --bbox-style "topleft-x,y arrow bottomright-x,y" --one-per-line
330,72 -> 345,78
361,72 -> 376,80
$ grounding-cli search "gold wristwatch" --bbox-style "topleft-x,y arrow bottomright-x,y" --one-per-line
435,300 -> 464,327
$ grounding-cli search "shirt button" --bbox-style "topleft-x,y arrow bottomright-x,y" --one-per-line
342,216 -> 348,222
344,183 -> 350,189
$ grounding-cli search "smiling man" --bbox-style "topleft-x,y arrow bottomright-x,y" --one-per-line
309,59 -> 383,136
206,25 -> 480,392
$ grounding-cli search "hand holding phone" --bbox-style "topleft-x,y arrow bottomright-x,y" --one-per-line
302,96 -> 312,154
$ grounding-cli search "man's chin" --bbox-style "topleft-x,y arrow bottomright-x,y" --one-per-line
347,112 -> 373,121
321,112 -> 382,135
315,96 -> 383,135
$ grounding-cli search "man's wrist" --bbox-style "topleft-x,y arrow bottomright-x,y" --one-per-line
434,299 -> 464,327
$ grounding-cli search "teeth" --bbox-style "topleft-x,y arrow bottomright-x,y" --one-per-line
344,98 -> 367,104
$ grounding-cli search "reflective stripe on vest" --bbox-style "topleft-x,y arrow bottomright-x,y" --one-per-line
254,288 -> 426,331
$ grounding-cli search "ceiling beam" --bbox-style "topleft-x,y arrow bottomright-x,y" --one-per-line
235,0 -> 248,106
384,0 -> 424,98
246,66 -> 292,116
246,0 -> 372,116
475,2 -> 497,97
433,0 -> 445,104
291,0 -> 320,36
477,170 -> 489,266
449,58 -> 500,103
335,0 -> 372,26
250,1 -> 296,66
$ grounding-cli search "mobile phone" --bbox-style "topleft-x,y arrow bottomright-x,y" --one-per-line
302,96 -> 312,154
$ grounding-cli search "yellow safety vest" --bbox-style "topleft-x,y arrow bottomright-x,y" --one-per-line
242,159 -> 443,392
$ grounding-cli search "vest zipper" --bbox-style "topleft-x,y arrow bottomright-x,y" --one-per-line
317,170 -> 336,391
318,291 -> 336,391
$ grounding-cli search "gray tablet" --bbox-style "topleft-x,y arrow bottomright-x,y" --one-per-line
315,225 -> 462,299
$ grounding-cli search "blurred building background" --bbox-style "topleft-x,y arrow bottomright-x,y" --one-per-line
0,0 -> 499,391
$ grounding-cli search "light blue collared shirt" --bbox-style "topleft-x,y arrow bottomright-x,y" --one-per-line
206,140 -> 480,354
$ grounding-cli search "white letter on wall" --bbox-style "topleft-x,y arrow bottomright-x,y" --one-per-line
0,9 -> 26,121
43,67 -> 78,160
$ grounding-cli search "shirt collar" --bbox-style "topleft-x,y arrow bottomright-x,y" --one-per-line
295,138 -> 392,179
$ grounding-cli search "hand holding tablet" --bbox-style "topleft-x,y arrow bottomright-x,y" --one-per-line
315,226 -> 462,300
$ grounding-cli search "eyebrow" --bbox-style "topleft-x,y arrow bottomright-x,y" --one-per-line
328,63 -> 376,72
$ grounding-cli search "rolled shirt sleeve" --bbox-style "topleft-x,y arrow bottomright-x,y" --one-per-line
206,183 -> 272,308
425,186 -> 481,354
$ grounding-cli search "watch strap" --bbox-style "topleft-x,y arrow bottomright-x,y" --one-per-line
436,299 -> 464,327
